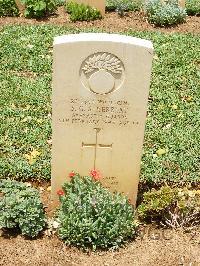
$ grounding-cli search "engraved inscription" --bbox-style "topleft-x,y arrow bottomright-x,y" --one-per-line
82,128 -> 112,169
80,52 -> 125,95
58,98 -> 140,127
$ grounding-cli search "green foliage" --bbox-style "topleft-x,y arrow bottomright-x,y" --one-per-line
186,0 -> 200,15
57,173 -> 136,250
65,1 -> 102,22
21,0 -> 57,18
0,0 -> 19,17
106,0 -> 143,14
0,179 -> 46,237
137,186 -> 200,228
145,0 -> 186,26
56,0 -> 65,6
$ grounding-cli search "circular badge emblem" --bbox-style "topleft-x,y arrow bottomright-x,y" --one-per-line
80,52 -> 125,95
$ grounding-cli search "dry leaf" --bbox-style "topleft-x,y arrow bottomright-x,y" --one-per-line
171,104 -> 178,110
153,54 -> 159,60
22,117 -> 28,123
25,148 -> 41,165
156,148 -> 167,156
186,96 -> 193,102
163,123 -> 172,129
177,113 -> 184,118
27,44 -> 34,49
31,149 -> 41,158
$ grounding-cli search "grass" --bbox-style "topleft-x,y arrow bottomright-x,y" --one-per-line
0,25 -> 199,183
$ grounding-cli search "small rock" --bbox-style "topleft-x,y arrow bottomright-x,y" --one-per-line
47,139 -> 52,145
47,186 -> 51,192
39,187 -> 44,193
25,182 -> 32,187
52,221 -> 60,229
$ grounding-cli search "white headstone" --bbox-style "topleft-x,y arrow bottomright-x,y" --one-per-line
52,33 -> 154,205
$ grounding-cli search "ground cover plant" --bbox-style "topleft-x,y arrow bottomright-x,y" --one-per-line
20,0 -> 57,18
65,1 -> 102,22
57,172 -> 136,250
106,0 -> 143,15
186,0 -> 200,15
145,0 -> 187,26
138,186 -> 200,228
0,0 -> 19,17
0,179 -> 46,237
56,0 -> 65,6
0,25 -> 199,186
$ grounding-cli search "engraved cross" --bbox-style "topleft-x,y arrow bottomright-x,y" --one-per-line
82,128 -> 112,169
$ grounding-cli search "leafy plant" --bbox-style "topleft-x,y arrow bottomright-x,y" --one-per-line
137,186 -> 200,228
106,0 -> 143,15
65,1 -> 102,22
21,0 -> 57,18
0,179 -> 46,237
145,0 -> 187,26
0,0 -> 19,17
186,0 -> 200,15
57,172 -> 136,250
55,0 -> 65,7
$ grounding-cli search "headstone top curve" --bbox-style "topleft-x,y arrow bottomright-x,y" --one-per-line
53,33 -> 153,50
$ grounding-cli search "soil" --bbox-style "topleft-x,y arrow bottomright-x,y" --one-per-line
0,185 -> 200,266
0,7 -> 199,34
0,7 -> 200,266
1,227 -> 200,266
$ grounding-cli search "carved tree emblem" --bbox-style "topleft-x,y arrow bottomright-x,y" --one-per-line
80,52 -> 124,95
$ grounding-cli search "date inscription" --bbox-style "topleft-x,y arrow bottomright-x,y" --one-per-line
58,98 -> 139,127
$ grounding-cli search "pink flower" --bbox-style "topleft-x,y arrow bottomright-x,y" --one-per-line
69,172 -> 75,178
90,169 -> 102,181
57,189 -> 64,196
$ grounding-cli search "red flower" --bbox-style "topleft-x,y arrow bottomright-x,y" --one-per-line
69,172 -> 75,178
90,169 -> 102,181
57,189 -> 64,196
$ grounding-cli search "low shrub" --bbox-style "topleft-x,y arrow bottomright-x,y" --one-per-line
0,179 -> 46,237
106,0 -> 143,16
21,0 -> 57,18
0,0 -> 19,17
57,172 -> 137,250
137,186 -> 200,228
145,0 -> 187,26
65,1 -> 102,22
56,0 -> 65,6
186,0 -> 200,15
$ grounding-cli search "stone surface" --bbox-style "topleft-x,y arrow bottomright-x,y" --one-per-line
178,0 -> 185,8
52,33 -> 153,205
74,0 -> 105,15
15,0 -> 25,14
